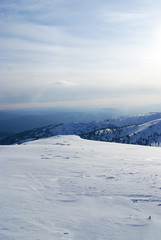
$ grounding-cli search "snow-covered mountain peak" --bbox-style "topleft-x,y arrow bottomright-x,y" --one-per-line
109,112 -> 161,127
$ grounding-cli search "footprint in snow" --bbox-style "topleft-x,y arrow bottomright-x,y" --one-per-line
106,176 -> 115,180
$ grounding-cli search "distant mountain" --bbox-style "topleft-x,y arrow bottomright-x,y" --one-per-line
0,121 -> 110,145
109,112 -> 161,127
82,116 -> 161,147
1,112 -> 161,147
0,108 -> 120,133
0,131 -> 13,141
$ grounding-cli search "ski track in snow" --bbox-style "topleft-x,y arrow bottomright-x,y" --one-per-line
1,135 -> 161,239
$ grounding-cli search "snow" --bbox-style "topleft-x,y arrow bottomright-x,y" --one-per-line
110,112 -> 161,127
1,135 -> 161,239
82,117 -> 161,146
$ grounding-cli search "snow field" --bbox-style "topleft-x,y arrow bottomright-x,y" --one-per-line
1,135 -> 161,239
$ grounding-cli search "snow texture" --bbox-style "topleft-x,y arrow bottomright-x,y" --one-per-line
1,135 -> 161,239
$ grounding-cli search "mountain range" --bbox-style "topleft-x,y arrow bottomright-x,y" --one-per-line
1,112 -> 161,146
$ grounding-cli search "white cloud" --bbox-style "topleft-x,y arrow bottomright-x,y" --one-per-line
100,11 -> 147,23
1,0 -> 161,109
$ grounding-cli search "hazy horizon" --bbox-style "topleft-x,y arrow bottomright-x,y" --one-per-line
1,0 -> 161,111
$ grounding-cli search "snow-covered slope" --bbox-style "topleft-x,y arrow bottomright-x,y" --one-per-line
109,112 -> 161,127
1,135 -> 161,240
82,118 -> 161,146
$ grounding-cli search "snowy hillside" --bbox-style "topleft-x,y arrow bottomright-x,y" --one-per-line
82,118 -> 161,146
0,121 -> 110,145
1,112 -> 161,147
1,135 -> 161,240
109,112 -> 161,127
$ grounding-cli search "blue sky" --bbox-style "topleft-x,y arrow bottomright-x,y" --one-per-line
1,0 -> 161,110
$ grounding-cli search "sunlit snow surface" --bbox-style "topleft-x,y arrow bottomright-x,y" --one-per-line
1,135 -> 161,240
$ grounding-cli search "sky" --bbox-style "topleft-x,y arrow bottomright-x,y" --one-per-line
1,0 -> 161,110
